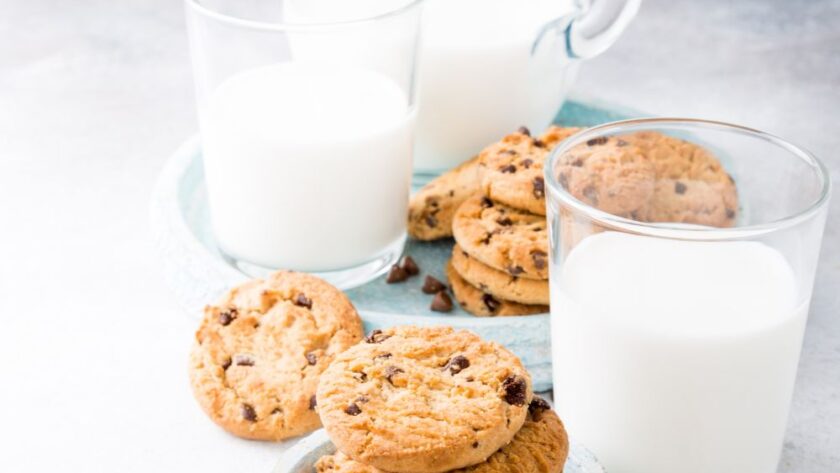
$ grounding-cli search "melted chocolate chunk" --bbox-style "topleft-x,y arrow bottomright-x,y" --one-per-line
507,265 -> 525,276
422,275 -> 447,294
242,403 -> 257,422
218,308 -> 237,326
401,256 -> 420,276
234,354 -> 255,367
221,357 -> 232,370
344,403 -> 362,416
309,395 -> 317,410
430,291 -> 453,312
520,158 -> 534,168
472,441 -> 479,448
443,355 -> 470,375
480,196 -> 495,208
482,294 -> 501,313
384,365 -> 405,384
293,293 -> 312,309
533,139 -> 545,148
365,329 -> 389,344
500,164 -> 517,174
353,371 -> 368,383
424,214 -> 439,228
502,375 -> 528,406
529,396 -> 551,420
305,352 -> 317,366
374,352 -> 392,361
586,136 -> 609,146
531,250 -> 547,270
674,181 -> 687,195
517,126 -> 531,136
497,217 -> 513,226
271,407 -> 283,415
533,177 -> 545,199
386,265 -> 409,284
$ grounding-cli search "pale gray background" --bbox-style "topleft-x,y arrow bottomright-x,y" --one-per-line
0,0 -> 837,471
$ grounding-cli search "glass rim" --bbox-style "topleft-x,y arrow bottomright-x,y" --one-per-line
544,117 -> 832,240
184,0 -> 425,32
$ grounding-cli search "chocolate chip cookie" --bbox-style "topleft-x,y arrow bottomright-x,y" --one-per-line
316,326 -> 533,473
408,156 -> 480,240
478,126 -> 581,216
447,261 -> 548,317
189,271 -> 364,440
450,244 -> 549,306
315,397 -> 568,473
452,195 -> 549,280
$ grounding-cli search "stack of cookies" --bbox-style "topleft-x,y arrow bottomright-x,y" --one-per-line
314,326 -> 569,473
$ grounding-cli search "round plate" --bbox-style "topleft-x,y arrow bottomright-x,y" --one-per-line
149,98 -> 637,392
273,429 -> 605,473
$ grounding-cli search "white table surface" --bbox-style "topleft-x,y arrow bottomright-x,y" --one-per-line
0,0 -> 837,472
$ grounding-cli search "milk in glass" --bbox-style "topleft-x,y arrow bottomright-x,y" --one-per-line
552,232 -> 805,473
202,63 -> 413,270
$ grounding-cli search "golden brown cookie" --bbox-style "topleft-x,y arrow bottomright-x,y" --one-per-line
315,397 -> 568,473
451,244 -> 549,306
316,326 -> 533,473
189,271 -> 364,440
452,195 -> 549,280
408,156 -> 481,241
478,126 -> 581,216
447,261 -> 548,317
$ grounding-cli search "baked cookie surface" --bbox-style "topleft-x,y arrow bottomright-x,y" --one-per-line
452,195 -> 549,280
408,156 -> 481,241
189,271 -> 364,440
316,326 -> 533,473
478,126 -> 581,216
451,244 -> 549,306
315,397 -> 568,473
447,261 -> 548,317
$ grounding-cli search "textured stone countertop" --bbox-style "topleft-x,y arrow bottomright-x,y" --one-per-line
0,0 -> 836,471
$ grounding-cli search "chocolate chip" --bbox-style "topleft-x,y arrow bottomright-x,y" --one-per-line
472,441 -> 479,448
533,139 -> 545,148
355,395 -> 370,404
726,208 -> 736,219
424,214 -> 438,228
401,256 -> 420,276
386,265 -> 409,284
482,294 -> 501,313
583,185 -> 599,205
587,136 -> 609,146
294,293 -> 312,309
533,177 -> 545,199
531,250 -> 547,270
272,407 -> 283,415
501,149 -> 518,156
674,181 -> 687,195
466,376 -> 475,382
480,196 -> 494,208
502,375 -> 528,406
365,329 -> 389,344
529,396 -> 551,420
221,357 -> 232,370
374,352 -> 392,361
430,291 -> 453,312
305,352 -> 317,365
345,403 -> 362,416
497,217 -> 513,226
353,371 -> 368,383
234,354 -> 255,366
517,126 -> 531,136
242,403 -> 257,421
218,308 -> 237,326
422,275 -> 447,294
520,158 -> 533,168
384,365 -> 404,384
443,355 -> 470,375
500,164 -> 517,174
480,229 -> 500,245
507,265 -> 524,276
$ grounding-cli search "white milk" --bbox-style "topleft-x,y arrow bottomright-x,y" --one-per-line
552,232 -> 806,473
201,63 -> 413,270
284,0 -> 577,171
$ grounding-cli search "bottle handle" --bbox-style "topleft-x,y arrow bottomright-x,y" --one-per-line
532,0 -> 641,59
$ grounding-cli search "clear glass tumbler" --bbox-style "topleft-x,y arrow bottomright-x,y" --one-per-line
185,0 -> 423,288
545,119 -> 831,473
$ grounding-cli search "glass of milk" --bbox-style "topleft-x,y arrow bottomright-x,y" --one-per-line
544,119 -> 831,473
185,0 -> 423,288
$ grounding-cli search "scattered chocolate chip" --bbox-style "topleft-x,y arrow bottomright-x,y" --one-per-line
365,329 -> 389,344
531,250 -> 547,270
386,265 -> 409,284
726,208 -> 736,219
401,256 -> 420,276
502,375 -> 528,406
294,293 -> 313,309
518,126 -> 531,136
353,371 -> 368,383
345,403 -> 362,416
480,196 -> 494,208
305,352 -> 317,365
500,164 -> 517,174
586,136 -> 609,146
221,357 -> 232,370
583,185 -> 599,205
234,354 -> 255,366
242,403 -> 257,422
374,352 -> 392,361
430,291 -> 453,312
533,139 -> 545,148
520,158 -> 533,168
218,309 -> 237,326
424,214 -> 438,228
480,229 -> 500,245
674,181 -> 687,195
443,355 -> 470,375
422,275 -> 447,294
355,395 -> 370,404
507,265 -> 525,276
472,441 -> 479,448
529,396 -> 552,420
533,177 -> 545,199
497,217 -> 513,226
384,365 -> 404,384
482,294 -> 501,313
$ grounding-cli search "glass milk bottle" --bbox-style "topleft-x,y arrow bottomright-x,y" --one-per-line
185,0 -> 423,288
545,119 -> 830,473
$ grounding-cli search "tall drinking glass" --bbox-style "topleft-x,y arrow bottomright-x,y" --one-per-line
545,119 -> 830,473
185,0 -> 423,288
